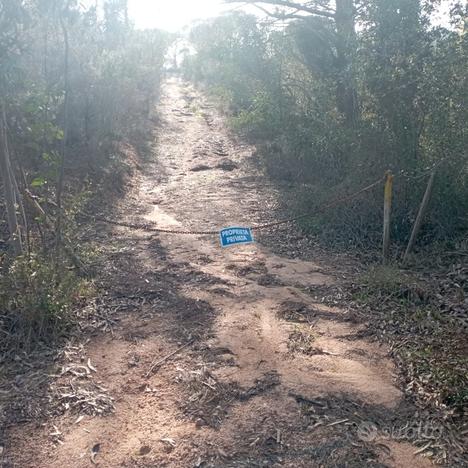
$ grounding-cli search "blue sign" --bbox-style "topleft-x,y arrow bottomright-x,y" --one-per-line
220,227 -> 254,247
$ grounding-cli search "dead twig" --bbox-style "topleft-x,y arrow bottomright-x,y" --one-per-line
145,340 -> 193,378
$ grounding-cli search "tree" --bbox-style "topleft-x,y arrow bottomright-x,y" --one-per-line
0,104 -> 22,255
187,2 -> 468,243
0,0 -> 26,255
0,0 -> 169,345
226,0 -> 359,123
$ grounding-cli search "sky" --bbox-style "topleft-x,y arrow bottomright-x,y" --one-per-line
88,0 -> 453,32
128,0 -> 242,32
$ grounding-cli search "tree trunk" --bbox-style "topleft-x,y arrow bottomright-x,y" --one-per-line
335,0 -> 359,124
0,105 -> 22,256
55,10 -> 70,255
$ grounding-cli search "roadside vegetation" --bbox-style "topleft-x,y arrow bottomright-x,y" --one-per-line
0,0 -> 168,351
353,264 -> 467,410
183,1 -> 467,248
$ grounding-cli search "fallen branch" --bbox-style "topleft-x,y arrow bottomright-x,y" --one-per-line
23,188 -> 89,276
145,340 -> 193,378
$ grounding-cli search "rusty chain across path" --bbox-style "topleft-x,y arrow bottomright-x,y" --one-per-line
82,177 -> 384,236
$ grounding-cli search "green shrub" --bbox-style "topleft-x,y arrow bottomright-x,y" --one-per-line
0,254 -> 91,350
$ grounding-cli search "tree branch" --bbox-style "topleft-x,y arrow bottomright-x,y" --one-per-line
251,3 -> 307,20
225,0 -> 336,18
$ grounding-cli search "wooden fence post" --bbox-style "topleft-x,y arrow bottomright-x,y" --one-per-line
403,171 -> 436,264
382,171 -> 393,264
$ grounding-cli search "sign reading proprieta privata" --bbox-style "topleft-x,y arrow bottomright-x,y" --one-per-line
220,227 -> 254,247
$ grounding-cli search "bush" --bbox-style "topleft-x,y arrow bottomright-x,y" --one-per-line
0,254 -> 91,350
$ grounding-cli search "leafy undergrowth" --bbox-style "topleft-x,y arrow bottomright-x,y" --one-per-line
351,264 -> 467,418
0,253 -> 93,354
0,137 -> 145,355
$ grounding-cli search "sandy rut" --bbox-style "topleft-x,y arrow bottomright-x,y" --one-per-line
6,79 -> 433,467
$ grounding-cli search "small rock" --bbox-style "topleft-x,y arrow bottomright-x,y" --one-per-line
138,445 -> 151,456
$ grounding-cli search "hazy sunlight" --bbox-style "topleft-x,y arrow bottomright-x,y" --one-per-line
128,0 -> 232,31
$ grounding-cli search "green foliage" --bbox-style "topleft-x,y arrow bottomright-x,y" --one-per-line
230,90 -> 284,139
0,0 -> 169,233
0,253 -> 91,350
360,265 -> 422,302
184,4 -> 468,247
0,1 -> 169,346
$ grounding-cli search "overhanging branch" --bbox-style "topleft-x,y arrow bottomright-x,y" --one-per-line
225,1 -> 336,19
250,3 -> 307,20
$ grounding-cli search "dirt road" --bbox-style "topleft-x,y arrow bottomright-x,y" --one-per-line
6,79 -> 433,467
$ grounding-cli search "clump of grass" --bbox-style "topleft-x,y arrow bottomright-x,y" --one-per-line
0,253 -> 92,352
359,264 -> 430,305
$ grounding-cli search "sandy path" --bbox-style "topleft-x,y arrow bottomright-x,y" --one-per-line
5,79 -> 433,467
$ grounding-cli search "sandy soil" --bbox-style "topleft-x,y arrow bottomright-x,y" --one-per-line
3,79 -> 434,467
